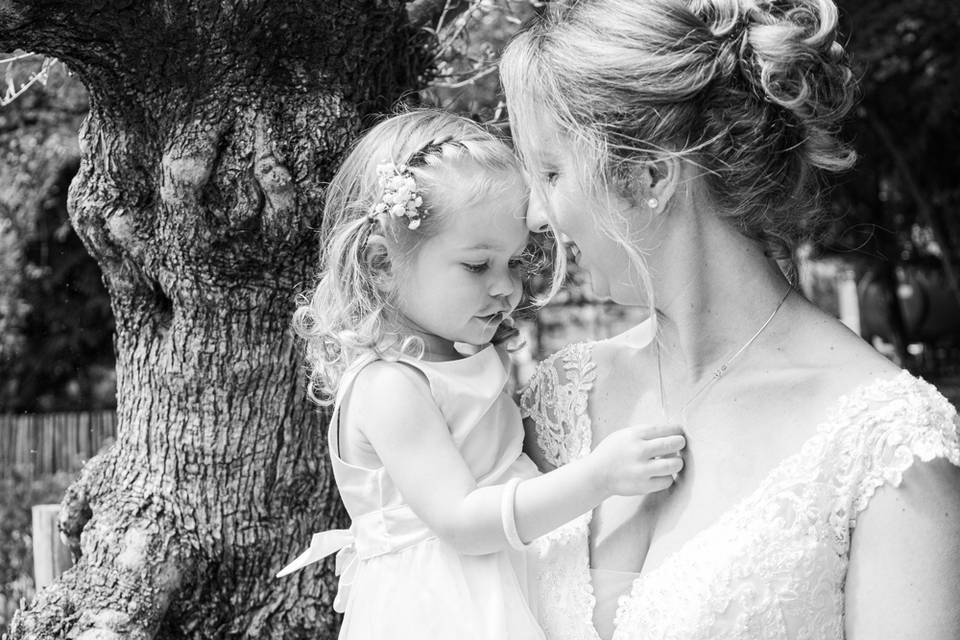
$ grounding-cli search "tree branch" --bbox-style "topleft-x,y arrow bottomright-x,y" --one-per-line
406,0 -> 471,29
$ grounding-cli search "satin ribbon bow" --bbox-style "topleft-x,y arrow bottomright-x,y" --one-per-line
276,529 -> 358,612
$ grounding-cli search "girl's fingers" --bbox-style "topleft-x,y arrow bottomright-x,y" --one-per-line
638,423 -> 684,439
649,456 -> 684,477
646,476 -> 675,493
645,434 -> 686,458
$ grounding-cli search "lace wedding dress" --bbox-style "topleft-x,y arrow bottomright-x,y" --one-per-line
520,342 -> 960,640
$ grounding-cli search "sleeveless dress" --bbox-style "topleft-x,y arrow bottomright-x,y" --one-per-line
519,341 -> 960,640
278,344 -> 544,640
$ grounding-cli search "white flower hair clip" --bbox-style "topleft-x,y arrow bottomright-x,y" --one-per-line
370,163 -> 425,230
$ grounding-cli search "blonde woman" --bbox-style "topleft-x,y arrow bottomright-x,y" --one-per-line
501,1 -> 960,638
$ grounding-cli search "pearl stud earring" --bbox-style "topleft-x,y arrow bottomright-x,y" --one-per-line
646,197 -> 659,209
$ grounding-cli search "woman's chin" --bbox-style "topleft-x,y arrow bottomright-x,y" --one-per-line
584,270 -> 612,301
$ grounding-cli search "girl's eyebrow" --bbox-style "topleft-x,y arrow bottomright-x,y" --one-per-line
460,238 -> 527,254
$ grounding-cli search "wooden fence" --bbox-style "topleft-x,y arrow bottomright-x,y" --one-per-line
0,411 -> 116,478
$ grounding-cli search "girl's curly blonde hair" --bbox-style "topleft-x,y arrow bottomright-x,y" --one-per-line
293,109 -> 527,405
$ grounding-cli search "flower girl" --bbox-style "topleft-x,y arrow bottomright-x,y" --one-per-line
278,110 -> 685,639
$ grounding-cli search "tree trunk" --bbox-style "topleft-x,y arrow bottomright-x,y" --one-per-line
1,2 -> 436,637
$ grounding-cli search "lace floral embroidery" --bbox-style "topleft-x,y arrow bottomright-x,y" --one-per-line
830,371 -> 960,528
520,342 -> 596,467
524,357 -> 960,640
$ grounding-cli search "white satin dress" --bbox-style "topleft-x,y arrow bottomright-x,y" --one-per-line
279,345 -> 543,640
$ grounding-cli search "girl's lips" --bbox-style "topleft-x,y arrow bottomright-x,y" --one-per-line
477,311 -> 509,325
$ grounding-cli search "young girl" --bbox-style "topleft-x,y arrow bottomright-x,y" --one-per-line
277,110 -> 685,639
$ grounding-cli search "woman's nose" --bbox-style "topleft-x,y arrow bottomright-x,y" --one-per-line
526,188 -> 550,233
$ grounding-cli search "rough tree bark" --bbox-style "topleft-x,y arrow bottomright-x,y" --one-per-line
0,2 -> 439,637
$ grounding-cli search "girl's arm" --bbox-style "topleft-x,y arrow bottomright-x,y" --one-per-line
350,361 -> 684,555
844,457 -> 960,639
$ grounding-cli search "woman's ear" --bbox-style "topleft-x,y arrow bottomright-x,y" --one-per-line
635,157 -> 680,214
362,234 -> 395,293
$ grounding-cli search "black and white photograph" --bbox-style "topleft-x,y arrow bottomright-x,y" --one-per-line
1,1 -> 958,638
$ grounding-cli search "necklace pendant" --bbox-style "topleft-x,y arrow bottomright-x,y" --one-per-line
659,287 -> 792,416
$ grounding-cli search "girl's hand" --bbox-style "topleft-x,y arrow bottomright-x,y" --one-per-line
587,424 -> 685,496
490,315 -> 522,350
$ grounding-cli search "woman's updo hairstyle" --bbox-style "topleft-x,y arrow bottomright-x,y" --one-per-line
501,0 -> 856,275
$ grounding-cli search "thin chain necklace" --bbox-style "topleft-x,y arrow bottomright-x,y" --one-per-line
657,287 -> 792,420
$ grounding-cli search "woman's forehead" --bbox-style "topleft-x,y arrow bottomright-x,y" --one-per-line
515,118 -> 573,163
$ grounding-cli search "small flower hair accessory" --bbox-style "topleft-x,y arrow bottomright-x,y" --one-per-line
370,163 -> 425,230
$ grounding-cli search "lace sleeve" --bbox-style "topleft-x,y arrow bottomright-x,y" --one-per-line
519,342 -> 597,468
835,374 -> 960,529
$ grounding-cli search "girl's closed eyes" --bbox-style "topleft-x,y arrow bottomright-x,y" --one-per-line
461,256 -> 527,273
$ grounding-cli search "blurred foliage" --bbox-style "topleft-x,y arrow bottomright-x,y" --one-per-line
825,2 -> 960,262
0,53 -> 114,413
825,1 -> 960,367
0,471 -> 74,638
0,216 -> 26,360
420,0 -> 542,124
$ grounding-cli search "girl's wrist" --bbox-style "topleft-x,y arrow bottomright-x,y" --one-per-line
573,453 -> 613,501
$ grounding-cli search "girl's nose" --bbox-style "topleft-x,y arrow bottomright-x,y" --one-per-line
526,188 -> 550,233
489,270 -> 518,299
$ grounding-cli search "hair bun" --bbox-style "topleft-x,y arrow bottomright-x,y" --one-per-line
737,0 -> 856,170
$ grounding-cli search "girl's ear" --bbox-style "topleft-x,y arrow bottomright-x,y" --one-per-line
635,157 -> 680,214
362,234 -> 395,293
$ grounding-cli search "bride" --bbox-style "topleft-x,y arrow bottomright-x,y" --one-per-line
500,0 -> 960,638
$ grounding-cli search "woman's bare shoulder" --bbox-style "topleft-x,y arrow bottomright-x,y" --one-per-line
778,301 -> 901,390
